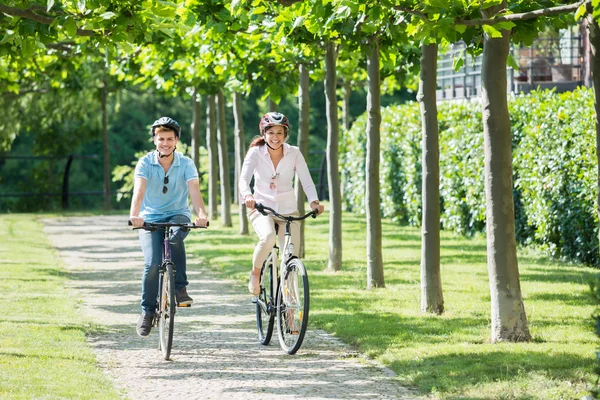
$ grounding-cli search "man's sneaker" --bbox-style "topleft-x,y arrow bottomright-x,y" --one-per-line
136,313 -> 154,337
176,287 -> 193,307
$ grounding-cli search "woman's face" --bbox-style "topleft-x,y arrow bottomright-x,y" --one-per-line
264,125 -> 286,150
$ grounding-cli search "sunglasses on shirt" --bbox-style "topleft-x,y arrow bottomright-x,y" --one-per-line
162,176 -> 169,194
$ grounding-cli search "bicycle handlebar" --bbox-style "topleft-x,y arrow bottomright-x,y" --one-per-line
128,220 -> 209,230
255,203 -> 318,221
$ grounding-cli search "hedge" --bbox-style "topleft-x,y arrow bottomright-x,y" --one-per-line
341,87 -> 599,266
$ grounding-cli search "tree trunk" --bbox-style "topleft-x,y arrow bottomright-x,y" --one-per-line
206,94 -> 218,220
325,42 -> 342,272
191,89 -> 202,171
101,81 -> 110,210
217,89 -> 232,227
481,2 -> 530,342
417,43 -> 443,315
342,80 -> 351,132
233,92 -> 249,235
366,37 -> 384,289
587,15 -> 600,260
269,96 -> 278,112
296,63 -> 310,257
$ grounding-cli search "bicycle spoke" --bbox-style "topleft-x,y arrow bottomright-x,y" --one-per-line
277,258 -> 309,355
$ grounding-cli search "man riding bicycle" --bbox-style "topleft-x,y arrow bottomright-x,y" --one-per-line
129,117 -> 209,337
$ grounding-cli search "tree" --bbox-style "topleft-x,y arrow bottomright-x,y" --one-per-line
233,91 -> 249,234
217,89 -> 233,227
417,42 -> 443,314
397,0 -> 583,341
324,41 -> 343,271
206,94 -> 218,220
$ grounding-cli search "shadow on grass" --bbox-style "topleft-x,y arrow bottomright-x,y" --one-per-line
389,349 -> 593,396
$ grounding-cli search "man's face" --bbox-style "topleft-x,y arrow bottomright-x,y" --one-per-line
153,128 -> 178,156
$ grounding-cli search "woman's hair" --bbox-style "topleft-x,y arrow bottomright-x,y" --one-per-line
249,136 -> 266,148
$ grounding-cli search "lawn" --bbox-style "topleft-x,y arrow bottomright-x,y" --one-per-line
0,214 -> 122,399
185,204 -> 597,400
2,206 -> 596,399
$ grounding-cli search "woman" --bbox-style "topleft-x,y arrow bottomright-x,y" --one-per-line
239,112 -> 324,295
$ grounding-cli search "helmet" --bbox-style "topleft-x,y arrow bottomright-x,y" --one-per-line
150,117 -> 181,138
259,112 -> 290,135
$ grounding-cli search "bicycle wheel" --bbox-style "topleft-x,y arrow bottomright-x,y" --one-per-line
158,262 -> 176,360
276,258 -> 309,355
256,254 -> 275,345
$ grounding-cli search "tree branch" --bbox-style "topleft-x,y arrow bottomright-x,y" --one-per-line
0,5 -> 103,37
275,0 -> 304,6
392,6 -> 428,20
456,0 -> 588,26
393,1 -> 587,26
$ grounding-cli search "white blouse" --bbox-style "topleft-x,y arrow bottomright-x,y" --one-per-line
239,143 -> 319,214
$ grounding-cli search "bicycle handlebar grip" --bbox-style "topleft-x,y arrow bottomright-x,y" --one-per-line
255,203 -> 268,216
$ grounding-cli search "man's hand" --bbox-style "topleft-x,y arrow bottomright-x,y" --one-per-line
194,215 -> 209,227
244,195 -> 256,210
310,201 -> 325,216
129,216 -> 145,227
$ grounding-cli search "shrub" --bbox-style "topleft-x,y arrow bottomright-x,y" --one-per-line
340,87 -> 599,266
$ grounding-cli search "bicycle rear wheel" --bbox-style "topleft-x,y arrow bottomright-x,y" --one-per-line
276,258 -> 309,355
256,254 -> 275,345
158,262 -> 176,360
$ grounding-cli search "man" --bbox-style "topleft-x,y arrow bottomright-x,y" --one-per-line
129,116 -> 209,337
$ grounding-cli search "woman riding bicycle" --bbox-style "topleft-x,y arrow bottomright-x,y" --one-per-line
239,112 -> 324,296
129,117 -> 209,337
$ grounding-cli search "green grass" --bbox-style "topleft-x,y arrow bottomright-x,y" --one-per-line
186,204 -> 597,400
0,214 -> 122,400
3,207 -> 595,399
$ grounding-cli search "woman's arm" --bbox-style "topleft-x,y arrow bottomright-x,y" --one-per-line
295,151 -> 324,215
239,149 -> 257,209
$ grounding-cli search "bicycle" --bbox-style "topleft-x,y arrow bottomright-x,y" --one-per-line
129,220 -> 208,360
253,203 -> 317,355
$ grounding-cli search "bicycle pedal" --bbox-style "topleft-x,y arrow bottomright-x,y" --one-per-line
177,303 -> 191,308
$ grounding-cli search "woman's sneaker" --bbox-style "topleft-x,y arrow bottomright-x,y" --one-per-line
136,313 -> 154,337
176,287 -> 193,307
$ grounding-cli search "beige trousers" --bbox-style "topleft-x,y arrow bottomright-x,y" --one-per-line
249,209 -> 300,269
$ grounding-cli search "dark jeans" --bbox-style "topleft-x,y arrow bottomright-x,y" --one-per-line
138,214 -> 190,315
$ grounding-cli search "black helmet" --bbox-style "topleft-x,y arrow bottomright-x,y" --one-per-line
150,117 -> 181,138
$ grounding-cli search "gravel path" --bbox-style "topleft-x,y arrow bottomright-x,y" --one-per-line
44,215 -> 420,400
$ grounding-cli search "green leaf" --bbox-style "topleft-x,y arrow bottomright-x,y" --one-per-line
454,24 -> 466,34
64,17 -> 77,37
507,54 -> 519,71
575,4 -> 587,21
47,0 -> 55,12
494,21 -> 515,31
99,11 -> 116,19
482,24 -> 503,38
21,38 -> 35,58
453,54 -> 464,72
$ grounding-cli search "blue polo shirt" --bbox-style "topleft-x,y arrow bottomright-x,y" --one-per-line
134,151 -> 199,222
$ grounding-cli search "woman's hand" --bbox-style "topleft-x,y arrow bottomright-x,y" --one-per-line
310,201 -> 324,216
244,195 -> 256,210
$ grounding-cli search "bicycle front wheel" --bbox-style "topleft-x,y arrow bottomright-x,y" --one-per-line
256,254 -> 275,345
276,258 -> 309,355
158,262 -> 176,360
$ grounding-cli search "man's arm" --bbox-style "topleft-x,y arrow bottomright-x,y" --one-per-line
129,177 -> 146,227
188,179 -> 209,227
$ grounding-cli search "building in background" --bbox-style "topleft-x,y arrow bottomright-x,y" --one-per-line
437,23 -> 589,100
